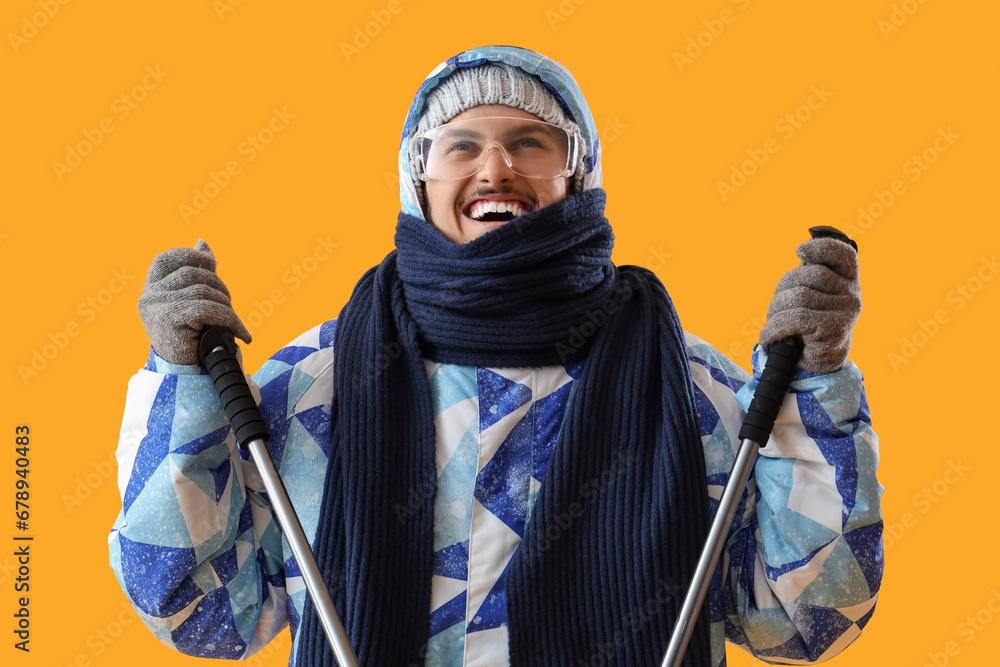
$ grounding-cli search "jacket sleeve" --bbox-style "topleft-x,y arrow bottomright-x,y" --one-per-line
685,334 -> 883,664
108,321 -> 337,659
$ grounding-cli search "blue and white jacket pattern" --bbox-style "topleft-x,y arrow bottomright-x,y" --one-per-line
109,320 -> 882,666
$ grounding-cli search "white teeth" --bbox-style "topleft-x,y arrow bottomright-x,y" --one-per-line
468,200 -> 526,220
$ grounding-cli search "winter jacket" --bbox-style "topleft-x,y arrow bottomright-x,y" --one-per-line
109,320 -> 882,665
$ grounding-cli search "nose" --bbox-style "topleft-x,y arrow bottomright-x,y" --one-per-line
475,144 -> 515,183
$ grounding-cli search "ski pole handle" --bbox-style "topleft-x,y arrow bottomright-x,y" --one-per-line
199,326 -> 269,449
738,337 -> 803,445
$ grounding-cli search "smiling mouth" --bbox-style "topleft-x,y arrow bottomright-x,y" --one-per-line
465,199 -> 530,223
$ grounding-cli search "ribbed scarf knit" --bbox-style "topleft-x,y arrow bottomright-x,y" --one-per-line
297,189 -> 711,666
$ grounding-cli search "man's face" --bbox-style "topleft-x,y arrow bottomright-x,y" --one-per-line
423,105 -> 570,245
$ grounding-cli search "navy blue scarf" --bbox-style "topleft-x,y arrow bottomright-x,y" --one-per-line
298,189 -> 711,666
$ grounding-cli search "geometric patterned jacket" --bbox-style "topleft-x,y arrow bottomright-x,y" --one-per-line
109,320 -> 882,666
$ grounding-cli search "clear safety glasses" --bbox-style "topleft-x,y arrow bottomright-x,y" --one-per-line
414,116 -> 581,182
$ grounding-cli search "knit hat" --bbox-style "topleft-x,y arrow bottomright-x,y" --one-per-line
409,62 -> 587,207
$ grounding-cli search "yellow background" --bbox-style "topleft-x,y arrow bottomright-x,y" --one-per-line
3,1 -> 998,665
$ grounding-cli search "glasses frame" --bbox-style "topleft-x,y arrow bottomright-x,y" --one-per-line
414,116 -> 581,182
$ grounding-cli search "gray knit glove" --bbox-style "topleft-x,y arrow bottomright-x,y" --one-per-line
137,240 -> 252,365
759,237 -> 861,373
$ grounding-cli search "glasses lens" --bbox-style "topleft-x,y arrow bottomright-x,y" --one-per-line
418,117 -> 576,181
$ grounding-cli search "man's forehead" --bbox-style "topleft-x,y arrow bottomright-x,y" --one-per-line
447,104 -> 545,124
433,114 -> 566,143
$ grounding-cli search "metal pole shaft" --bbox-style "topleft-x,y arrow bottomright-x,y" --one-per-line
247,439 -> 359,667
662,437 -> 762,667
200,330 -> 358,665
661,227 -> 853,664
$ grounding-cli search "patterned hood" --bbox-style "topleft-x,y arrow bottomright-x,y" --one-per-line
397,45 -> 603,220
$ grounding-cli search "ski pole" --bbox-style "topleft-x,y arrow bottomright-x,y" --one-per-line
199,326 -> 359,667
662,226 -> 857,667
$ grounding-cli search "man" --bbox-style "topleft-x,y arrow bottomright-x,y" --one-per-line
110,46 -> 882,666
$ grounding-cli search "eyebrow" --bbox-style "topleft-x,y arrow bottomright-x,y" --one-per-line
436,122 -> 561,142
437,127 -> 484,141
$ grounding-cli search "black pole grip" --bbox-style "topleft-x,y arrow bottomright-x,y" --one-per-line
737,225 -> 856,445
199,326 -> 270,449
738,337 -> 804,445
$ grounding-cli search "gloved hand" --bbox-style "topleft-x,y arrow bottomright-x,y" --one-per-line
137,239 -> 252,365
759,237 -> 861,373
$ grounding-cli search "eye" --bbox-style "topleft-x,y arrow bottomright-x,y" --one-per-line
442,141 -> 480,158
507,133 -> 554,154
